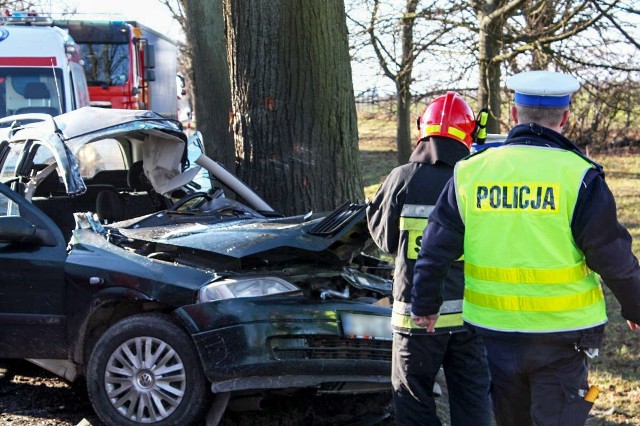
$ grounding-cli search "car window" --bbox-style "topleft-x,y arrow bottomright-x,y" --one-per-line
33,144 -> 55,165
187,137 -> 212,193
76,139 -> 126,178
0,191 -> 19,216
0,143 -> 22,181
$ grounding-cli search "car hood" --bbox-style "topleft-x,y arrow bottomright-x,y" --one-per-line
113,203 -> 370,264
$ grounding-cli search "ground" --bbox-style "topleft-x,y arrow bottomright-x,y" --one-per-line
0,359 -> 401,425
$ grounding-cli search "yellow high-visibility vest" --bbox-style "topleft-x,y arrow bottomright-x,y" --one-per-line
455,145 -> 607,332
396,203 -> 464,331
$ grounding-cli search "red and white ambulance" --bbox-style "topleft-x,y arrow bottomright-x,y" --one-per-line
0,13 -> 90,119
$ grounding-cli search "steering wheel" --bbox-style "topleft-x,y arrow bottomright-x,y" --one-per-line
169,191 -> 212,211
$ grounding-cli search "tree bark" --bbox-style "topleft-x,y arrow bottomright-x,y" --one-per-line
396,0 -> 419,165
477,0 -> 506,133
224,0 -> 362,215
183,0 -> 235,170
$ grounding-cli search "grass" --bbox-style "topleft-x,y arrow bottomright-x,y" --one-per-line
358,113 -> 640,425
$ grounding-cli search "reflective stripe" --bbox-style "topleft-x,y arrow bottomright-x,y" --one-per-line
447,126 -> 466,141
424,124 -> 466,141
464,286 -> 604,312
392,311 -> 464,329
400,205 -> 434,259
465,261 -> 589,284
425,124 -> 440,134
401,204 -> 434,218
393,299 -> 462,316
399,217 -> 427,231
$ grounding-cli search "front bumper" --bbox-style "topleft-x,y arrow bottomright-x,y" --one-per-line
174,297 -> 392,393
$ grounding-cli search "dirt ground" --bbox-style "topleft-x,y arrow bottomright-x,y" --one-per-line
0,359 -> 403,426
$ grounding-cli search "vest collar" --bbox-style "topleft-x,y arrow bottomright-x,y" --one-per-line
504,124 -> 604,176
505,123 -> 581,152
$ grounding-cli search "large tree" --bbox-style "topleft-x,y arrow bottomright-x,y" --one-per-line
223,0 -> 363,215
182,0 -> 235,170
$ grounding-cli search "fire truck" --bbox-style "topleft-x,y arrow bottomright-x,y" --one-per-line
53,19 -> 178,119
0,13 -> 90,119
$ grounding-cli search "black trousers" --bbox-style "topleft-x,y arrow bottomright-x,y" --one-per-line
391,330 -> 491,426
481,331 -> 595,426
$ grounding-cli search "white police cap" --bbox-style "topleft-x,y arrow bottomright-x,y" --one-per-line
507,71 -> 580,108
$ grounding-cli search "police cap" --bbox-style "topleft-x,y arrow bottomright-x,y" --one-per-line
507,71 -> 580,108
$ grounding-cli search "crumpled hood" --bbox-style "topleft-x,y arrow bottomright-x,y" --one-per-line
116,206 -> 369,263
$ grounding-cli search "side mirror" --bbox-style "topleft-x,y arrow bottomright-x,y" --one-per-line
143,44 -> 156,69
145,69 -> 156,82
131,87 -> 139,96
0,216 -> 38,244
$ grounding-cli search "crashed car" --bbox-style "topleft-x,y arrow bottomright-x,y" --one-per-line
0,107 -> 393,425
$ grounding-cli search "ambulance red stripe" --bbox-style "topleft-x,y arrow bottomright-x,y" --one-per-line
0,57 -> 57,66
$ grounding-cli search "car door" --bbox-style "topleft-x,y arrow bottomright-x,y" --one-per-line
0,182 -> 69,358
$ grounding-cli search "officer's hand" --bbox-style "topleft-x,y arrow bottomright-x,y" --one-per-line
411,313 -> 440,333
628,320 -> 640,331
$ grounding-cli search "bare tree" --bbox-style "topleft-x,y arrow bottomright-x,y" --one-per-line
224,0 -> 363,215
350,0 -> 640,136
1,0 -> 37,12
349,0 -> 468,164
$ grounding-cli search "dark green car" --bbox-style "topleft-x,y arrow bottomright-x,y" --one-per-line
0,107 -> 393,425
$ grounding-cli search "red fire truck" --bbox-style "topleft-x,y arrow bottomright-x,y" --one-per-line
53,19 -> 178,119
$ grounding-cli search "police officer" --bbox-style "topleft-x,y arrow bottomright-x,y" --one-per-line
411,71 -> 640,425
367,92 -> 491,426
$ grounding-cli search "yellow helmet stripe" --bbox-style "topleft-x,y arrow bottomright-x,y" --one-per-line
425,124 -> 441,134
447,126 -> 466,140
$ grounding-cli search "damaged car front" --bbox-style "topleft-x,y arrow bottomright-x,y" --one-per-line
0,107 -> 393,425
107,201 -> 394,393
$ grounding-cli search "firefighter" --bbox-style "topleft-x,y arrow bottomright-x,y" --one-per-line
367,92 -> 491,426
411,71 -> 640,425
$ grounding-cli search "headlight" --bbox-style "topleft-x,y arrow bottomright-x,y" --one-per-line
198,277 -> 299,302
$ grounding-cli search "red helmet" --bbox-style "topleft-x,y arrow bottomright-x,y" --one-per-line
417,91 -> 475,148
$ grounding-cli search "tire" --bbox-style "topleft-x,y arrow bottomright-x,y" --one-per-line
86,313 -> 210,426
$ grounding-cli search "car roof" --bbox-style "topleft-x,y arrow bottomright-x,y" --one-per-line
52,106 -> 184,142
1,107 -> 189,196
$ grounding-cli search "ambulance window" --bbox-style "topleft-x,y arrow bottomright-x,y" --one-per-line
0,68 -> 66,118
76,139 -> 126,178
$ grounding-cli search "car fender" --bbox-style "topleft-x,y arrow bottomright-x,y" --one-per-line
70,286 -> 164,365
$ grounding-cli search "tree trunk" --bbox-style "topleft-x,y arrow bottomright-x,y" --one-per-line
396,0 -> 419,165
477,0 -> 505,133
396,83 -> 413,164
183,0 -> 235,170
224,0 -> 362,215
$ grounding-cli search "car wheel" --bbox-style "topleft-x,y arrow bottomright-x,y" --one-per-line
86,313 -> 210,426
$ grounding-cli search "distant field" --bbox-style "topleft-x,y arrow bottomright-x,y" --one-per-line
358,113 -> 640,425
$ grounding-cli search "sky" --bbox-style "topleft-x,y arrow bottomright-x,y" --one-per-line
45,0 -> 185,42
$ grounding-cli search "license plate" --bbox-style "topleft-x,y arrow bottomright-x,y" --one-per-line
341,312 -> 392,340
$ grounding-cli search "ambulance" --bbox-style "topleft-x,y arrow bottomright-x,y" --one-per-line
0,13 -> 90,119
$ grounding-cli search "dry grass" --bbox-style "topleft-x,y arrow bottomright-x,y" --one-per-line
359,115 -> 640,425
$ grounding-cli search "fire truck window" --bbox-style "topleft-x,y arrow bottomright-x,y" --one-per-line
77,44 -> 130,87
76,139 -> 126,178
